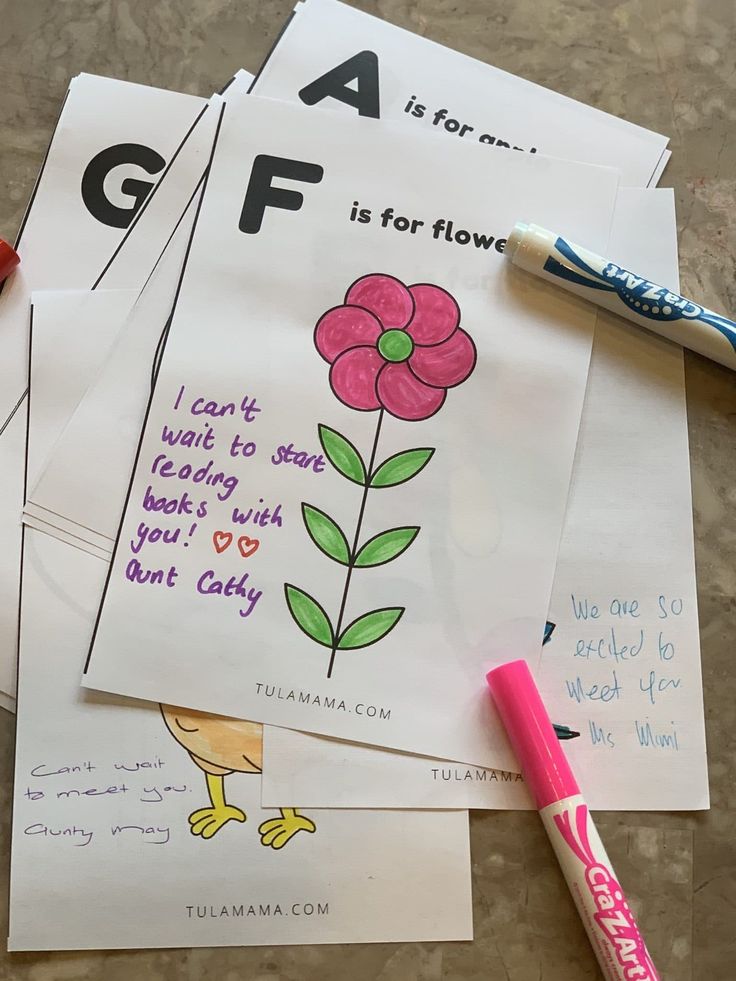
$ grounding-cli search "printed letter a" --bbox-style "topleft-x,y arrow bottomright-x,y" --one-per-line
298,51 -> 380,118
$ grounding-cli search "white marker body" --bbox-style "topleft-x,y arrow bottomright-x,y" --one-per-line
507,221 -> 736,371
540,795 -> 659,981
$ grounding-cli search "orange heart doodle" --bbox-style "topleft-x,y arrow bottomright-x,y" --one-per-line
238,535 -> 260,558
212,531 -> 233,554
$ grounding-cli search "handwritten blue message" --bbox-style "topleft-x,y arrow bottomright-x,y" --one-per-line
559,592 -> 685,751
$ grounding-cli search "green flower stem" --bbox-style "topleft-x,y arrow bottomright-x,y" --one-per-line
327,409 -> 384,679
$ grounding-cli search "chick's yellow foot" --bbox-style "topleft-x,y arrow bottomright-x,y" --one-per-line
189,804 -> 246,839
258,809 -> 316,850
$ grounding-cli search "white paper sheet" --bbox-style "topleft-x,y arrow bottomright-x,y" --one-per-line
252,0 -> 668,188
10,534 -> 472,951
27,290 -> 137,487
0,73 -> 202,699
19,289 -> 137,564
260,189 -> 709,812
92,81 -> 250,291
84,94 -> 618,771
8,299 -> 472,953
263,727 -> 532,809
0,408 -> 26,697
0,73 -> 205,428
539,190 -> 707,810
23,503 -> 114,554
22,513 -> 112,561
28,203 -> 201,548
0,73 -> 253,702
649,149 -> 672,186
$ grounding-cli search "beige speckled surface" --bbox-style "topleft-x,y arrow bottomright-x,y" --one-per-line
0,0 -> 734,977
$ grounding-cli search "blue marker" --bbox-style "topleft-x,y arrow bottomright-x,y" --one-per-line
553,723 -> 580,741
506,222 -> 736,371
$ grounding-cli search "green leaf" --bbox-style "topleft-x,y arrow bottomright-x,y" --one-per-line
370,448 -> 435,488
318,425 -> 366,485
284,584 -> 334,647
302,503 -> 350,565
337,607 -> 404,650
354,526 -> 419,568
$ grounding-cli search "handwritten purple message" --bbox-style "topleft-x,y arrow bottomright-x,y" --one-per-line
122,384 -> 325,623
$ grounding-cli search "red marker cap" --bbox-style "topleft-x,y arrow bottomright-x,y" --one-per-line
0,239 -> 20,283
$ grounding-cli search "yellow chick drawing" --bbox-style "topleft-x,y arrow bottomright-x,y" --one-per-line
160,704 -> 316,848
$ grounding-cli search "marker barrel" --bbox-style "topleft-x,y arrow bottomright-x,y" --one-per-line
506,221 -> 736,371
488,660 -> 659,980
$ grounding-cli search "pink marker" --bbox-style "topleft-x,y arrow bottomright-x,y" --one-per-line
487,660 -> 659,981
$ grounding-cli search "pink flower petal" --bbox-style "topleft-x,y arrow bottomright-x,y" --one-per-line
329,347 -> 383,411
409,328 -> 477,388
345,274 -> 414,330
405,284 -> 460,344
377,362 -> 446,421
315,305 -> 382,363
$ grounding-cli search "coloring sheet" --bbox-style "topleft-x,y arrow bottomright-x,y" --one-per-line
10,536 -> 472,951
93,71 -> 253,292
0,410 -> 25,711
26,205 -> 201,551
538,190 -> 707,809
0,72 -> 203,702
22,289 -> 136,555
27,291 -> 137,494
252,0 -> 668,188
0,72 -> 253,704
9,304 -> 472,947
0,72 -> 205,428
84,94 -> 618,770
260,189 -> 709,812
25,78 -> 257,550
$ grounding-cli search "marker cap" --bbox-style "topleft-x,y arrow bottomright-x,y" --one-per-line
504,222 -> 558,275
505,221 -> 528,262
0,239 -> 20,283
487,659 -> 580,809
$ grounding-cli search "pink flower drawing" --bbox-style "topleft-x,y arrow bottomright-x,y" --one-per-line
314,274 -> 476,421
286,273 -> 476,679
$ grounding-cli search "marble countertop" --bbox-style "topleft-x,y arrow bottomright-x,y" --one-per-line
0,0 -> 734,977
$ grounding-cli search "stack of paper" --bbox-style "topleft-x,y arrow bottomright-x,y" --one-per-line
2,0 -> 707,953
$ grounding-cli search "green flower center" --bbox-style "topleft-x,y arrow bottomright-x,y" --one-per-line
378,328 -> 414,363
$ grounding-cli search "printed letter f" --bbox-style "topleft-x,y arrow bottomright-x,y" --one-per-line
240,154 -> 324,234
